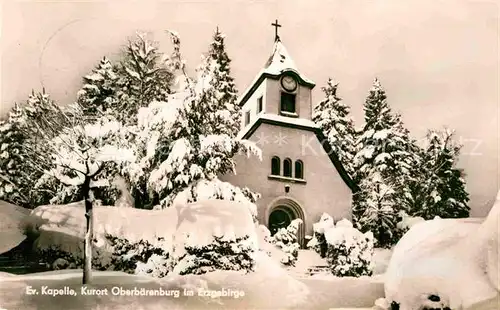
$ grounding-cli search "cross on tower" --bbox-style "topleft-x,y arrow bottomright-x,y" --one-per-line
271,19 -> 282,41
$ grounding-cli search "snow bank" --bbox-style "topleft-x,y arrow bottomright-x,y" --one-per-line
0,200 -> 30,254
25,199 -> 258,276
0,253 -> 309,310
396,211 -> 425,232
372,248 -> 393,275
385,191 -> 499,310
26,201 -> 177,256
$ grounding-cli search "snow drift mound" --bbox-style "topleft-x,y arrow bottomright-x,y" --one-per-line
384,191 -> 500,310
26,201 -> 177,253
24,201 -> 177,271
25,199 -> 258,276
0,200 -> 30,254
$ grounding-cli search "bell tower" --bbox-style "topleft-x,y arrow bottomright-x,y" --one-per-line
237,20 -> 316,132
221,21 -> 356,247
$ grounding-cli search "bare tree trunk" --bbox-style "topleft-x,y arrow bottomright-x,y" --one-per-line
82,176 -> 93,284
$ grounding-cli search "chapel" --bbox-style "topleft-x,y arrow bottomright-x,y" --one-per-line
220,21 -> 356,246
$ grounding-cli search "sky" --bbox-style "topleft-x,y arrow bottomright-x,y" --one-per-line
1,0 -> 499,216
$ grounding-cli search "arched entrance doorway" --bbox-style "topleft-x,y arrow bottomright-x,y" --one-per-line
266,197 -> 306,247
269,206 -> 294,236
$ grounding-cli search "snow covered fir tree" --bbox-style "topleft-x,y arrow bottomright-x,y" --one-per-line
312,78 -> 358,177
1,17 -> 495,310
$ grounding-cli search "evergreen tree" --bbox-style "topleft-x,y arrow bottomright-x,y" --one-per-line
199,28 -> 240,137
313,79 -> 357,177
135,30 -> 261,209
76,33 -> 174,126
353,172 -> 398,248
115,33 -> 174,125
354,79 -> 417,184
76,57 -> 119,119
0,104 -> 32,207
74,34 -> 175,207
0,91 -> 74,207
353,79 -> 419,246
405,129 -> 470,219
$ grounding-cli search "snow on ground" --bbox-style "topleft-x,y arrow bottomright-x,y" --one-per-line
287,249 -> 328,277
0,200 -> 30,254
0,252 -> 384,310
384,191 -> 500,310
372,248 -> 392,275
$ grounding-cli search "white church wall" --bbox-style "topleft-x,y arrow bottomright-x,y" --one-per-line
241,81 -> 267,130
221,122 -> 352,237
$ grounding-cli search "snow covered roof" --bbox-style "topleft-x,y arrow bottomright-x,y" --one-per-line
238,39 -> 315,107
237,113 -> 318,140
237,113 -> 358,193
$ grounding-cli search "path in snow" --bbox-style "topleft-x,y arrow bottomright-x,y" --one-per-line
294,277 -> 384,309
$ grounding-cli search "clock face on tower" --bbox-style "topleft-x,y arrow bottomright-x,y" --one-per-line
281,75 -> 297,92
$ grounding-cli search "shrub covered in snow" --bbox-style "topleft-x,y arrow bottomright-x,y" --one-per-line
172,234 -> 256,275
36,243 -> 110,271
35,234 -> 171,276
169,199 -> 258,275
271,219 -> 302,266
105,235 -> 169,276
307,213 -> 334,257
324,219 -> 374,277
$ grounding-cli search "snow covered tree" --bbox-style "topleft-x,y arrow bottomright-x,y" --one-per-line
404,129 -> 469,219
115,33 -> 174,125
74,34 -> 175,208
0,91 -> 76,208
22,103 -> 135,284
353,172 -> 399,248
313,79 -> 357,177
133,30 -> 261,210
77,33 -> 174,124
0,104 -> 33,207
76,57 -> 120,119
198,27 -> 240,137
354,79 -> 418,184
352,79 -> 419,246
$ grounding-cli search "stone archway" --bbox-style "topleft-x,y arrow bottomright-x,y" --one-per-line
266,197 -> 306,247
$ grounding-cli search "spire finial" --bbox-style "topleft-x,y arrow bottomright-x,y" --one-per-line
271,19 -> 282,42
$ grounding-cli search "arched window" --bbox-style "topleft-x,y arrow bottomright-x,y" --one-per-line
283,158 -> 292,177
271,156 -> 280,175
295,160 -> 304,179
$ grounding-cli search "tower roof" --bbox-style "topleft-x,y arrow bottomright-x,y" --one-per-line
262,39 -> 314,85
238,39 -> 315,106
264,40 -> 298,73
